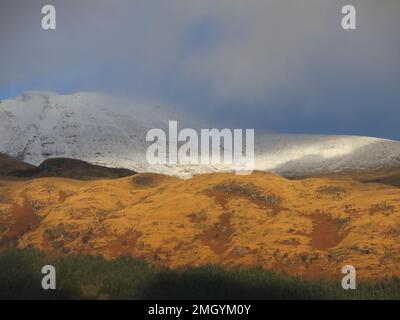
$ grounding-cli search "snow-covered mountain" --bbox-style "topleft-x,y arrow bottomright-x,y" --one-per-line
0,91 -> 181,173
1,91 -> 400,178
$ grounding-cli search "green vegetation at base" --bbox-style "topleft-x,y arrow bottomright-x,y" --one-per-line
0,248 -> 399,300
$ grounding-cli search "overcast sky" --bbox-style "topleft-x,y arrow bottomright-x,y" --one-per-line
1,0 -> 399,139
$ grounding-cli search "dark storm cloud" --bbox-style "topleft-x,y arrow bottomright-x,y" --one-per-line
0,0 -> 399,139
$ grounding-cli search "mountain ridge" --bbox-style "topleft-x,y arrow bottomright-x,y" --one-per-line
1,91 -> 400,178
0,154 -> 136,180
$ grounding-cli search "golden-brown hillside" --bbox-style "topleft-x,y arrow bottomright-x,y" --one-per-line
1,171 -> 400,280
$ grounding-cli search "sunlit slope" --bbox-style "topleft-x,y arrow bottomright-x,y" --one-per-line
255,134 -> 400,177
1,172 -> 400,279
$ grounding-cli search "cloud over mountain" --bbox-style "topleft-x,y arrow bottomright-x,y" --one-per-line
0,1 -> 399,138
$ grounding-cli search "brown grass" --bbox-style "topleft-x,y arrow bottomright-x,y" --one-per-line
1,171 -> 400,279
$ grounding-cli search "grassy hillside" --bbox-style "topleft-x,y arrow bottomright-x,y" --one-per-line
2,171 -> 400,280
0,248 -> 399,300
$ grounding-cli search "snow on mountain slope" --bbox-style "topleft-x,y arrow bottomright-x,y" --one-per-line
0,91 -> 183,172
1,91 -> 400,178
254,134 -> 400,176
